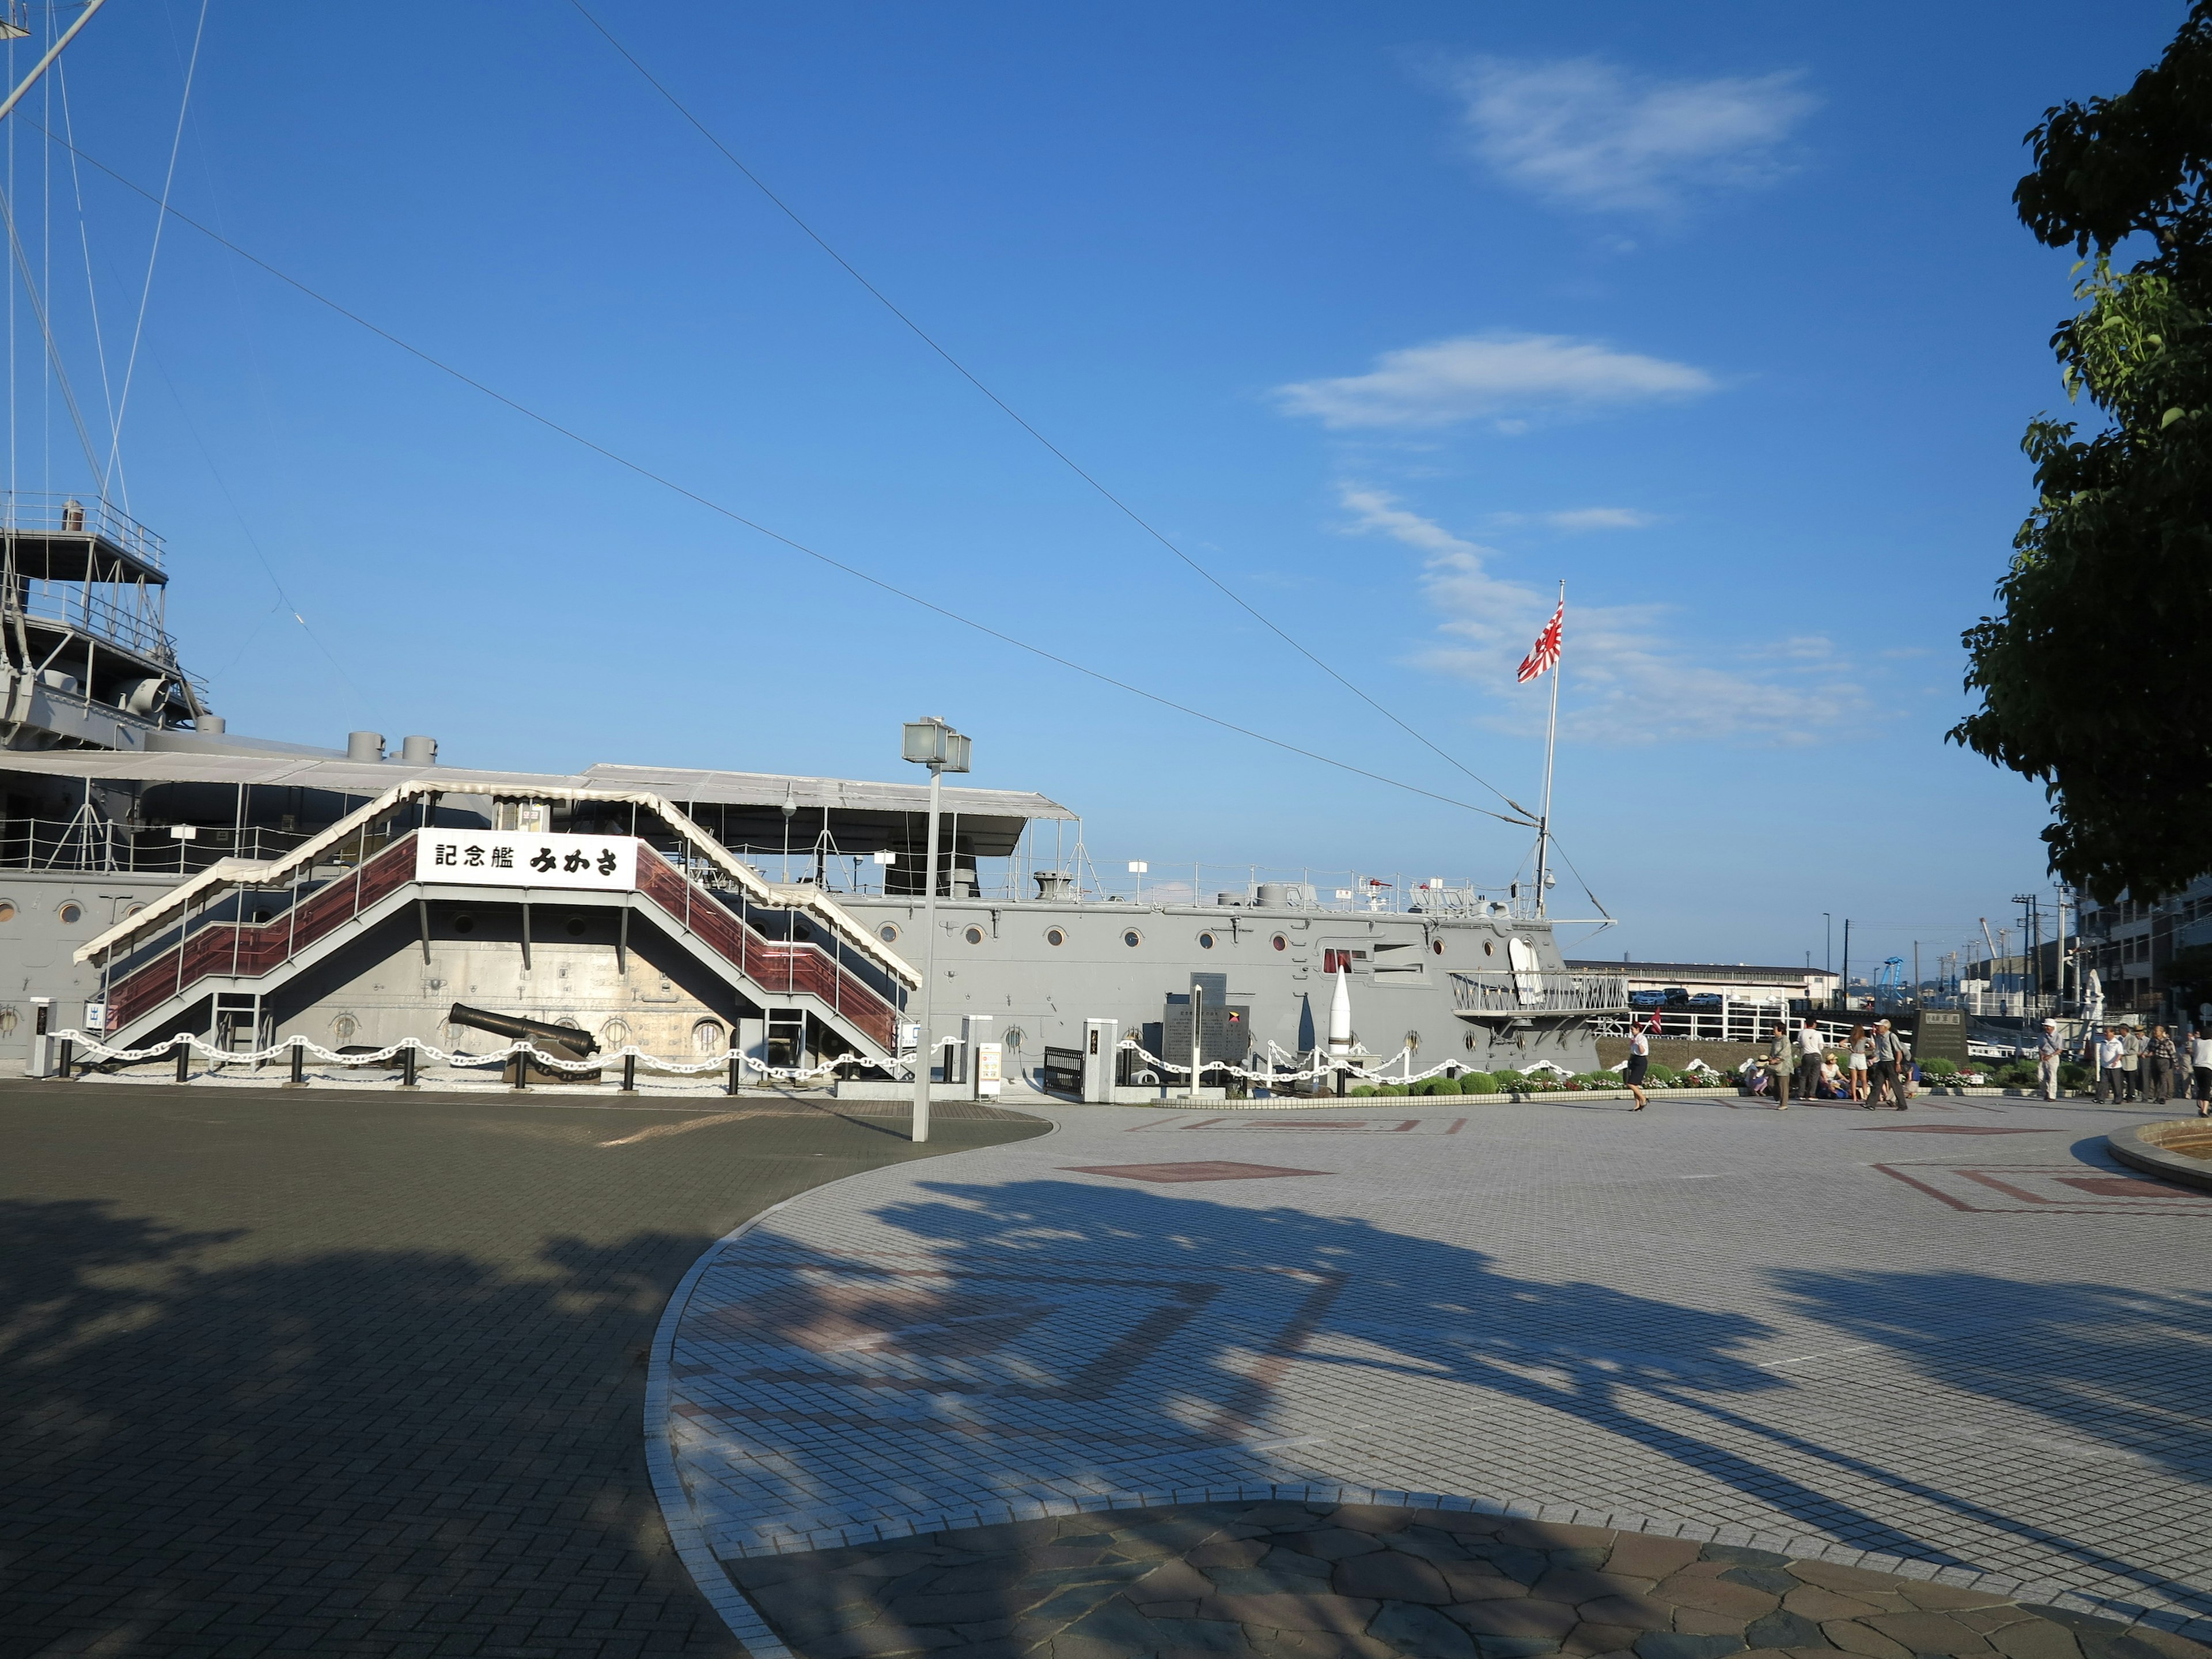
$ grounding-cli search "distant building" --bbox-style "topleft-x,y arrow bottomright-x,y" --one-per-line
2077,881 -> 2212,1016
1566,960 -> 1840,1006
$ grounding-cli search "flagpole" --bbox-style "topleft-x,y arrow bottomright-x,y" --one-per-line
1533,579 -> 1562,919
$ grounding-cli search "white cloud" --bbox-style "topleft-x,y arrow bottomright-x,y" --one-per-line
1527,507 -> 1655,532
1338,487 -> 1866,746
1277,332 -> 1713,430
1446,56 -> 1819,213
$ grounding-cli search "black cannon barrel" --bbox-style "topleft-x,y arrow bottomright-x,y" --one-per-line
446,1002 -> 600,1057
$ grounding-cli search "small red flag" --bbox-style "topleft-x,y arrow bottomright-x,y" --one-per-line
1517,601 -> 1564,684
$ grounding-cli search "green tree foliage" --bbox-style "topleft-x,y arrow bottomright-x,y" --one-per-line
1954,3 -> 2212,900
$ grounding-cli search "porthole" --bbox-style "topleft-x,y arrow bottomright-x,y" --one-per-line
250,910 -> 271,925
878,922 -> 901,944
963,925 -> 985,945
1406,1028 -> 1422,1054
1432,938 -> 1444,956
691,1018 -> 726,1056
565,917 -> 587,937
331,1014 -> 359,1045
0,900 -> 15,924
601,1018 -> 631,1049
453,913 -> 476,934
1003,1025 -> 1025,1051
1483,940 -> 1495,957
1123,928 -> 1142,948
56,902 -> 82,925
1044,926 -> 1067,947
1271,933 -> 1287,952
1464,1034 -> 1478,1052
0,1007 -> 16,1037
1198,931 -> 1217,950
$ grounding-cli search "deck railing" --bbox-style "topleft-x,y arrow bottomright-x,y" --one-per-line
1450,969 -> 1628,1017
0,817 -> 314,876
2,490 -> 166,569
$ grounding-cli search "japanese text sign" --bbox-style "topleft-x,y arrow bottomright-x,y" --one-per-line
415,831 -> 638,891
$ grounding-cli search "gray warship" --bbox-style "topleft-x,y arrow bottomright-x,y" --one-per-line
0,494 -> 1617,1089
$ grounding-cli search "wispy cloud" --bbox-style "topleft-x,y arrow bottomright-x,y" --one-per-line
1277,332 -> 1713,430
1338,487 -> 1865,746
1445,57 -> 1819,214
1492,506 -> 1657,532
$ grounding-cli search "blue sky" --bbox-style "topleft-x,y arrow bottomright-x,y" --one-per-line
12,2 -> 2186,970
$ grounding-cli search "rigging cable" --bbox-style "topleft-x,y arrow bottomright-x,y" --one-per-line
0,179 -> 104,482
57,64 -> 120,458
565,0 -> 1536,824
101,0 -> 208,507
33,122 -> 1533,827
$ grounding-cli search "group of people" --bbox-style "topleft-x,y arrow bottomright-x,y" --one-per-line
2081,1021 -> 2212,1113
1748,1016 -> 1915,1109
1621,1014 -> 1913,1110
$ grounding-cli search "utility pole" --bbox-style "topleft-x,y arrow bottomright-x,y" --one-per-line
1840,919 -> 1851,1011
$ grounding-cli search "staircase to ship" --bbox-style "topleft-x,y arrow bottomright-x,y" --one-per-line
81,789 -> 911,1063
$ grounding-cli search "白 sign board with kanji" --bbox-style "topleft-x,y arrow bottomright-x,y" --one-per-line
415,832 -> 638,891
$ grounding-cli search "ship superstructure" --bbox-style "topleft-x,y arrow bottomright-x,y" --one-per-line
0,619 -> 1619,1084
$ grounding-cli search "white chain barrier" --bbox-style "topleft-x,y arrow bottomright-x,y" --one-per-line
1116,1039 -> 1575,1087
43,1029 -> 905,1083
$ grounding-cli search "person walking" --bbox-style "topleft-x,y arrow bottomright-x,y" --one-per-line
1847,1023 -> 1870,1101
2036,1019 -> 2064,1101
1866,1018 -> 1910,1110
2146,1025 -> 2179,1104
2096,1027 -> 2126,1103
2122,1025 -> 2145,1101
2192,1024 -> 2212,1118
1624,1015 -> 1653,1111
1796,1016 -> 1824,1104
1768,1021 -> 1794,1109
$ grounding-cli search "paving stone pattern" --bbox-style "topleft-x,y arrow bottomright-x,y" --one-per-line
662,1094 -> 2212,1641
724,1501 -> 2212,1659
0,1082 -> 1045,1658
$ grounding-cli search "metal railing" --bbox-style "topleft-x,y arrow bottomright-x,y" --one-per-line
634,848 -> 900,1052
1450,969 -> 1628,1016
17,582 -> 178,661
104,834 -> 420,1032
0,817 -> 315,875
1,491 -> 166,569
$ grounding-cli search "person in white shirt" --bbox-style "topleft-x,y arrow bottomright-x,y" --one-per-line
2096,1028 -> 2126,1103
1796,1017 -> 1824,1103
2191,1026 -> 2212,1119
2036,1020 -> 2063,1101
1847,1024 -> 1870,1101
1624,1016 -> 1653,1111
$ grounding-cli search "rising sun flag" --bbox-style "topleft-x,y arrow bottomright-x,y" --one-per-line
1517,600 -> 1564,684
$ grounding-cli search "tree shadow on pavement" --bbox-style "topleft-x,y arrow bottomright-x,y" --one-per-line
687,1178 -> 1959,1562
0,1195 -> 745,1659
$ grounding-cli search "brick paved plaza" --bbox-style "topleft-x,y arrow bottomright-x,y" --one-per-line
656,1094 -> 2212,1653
0,1082 -> 1044,1657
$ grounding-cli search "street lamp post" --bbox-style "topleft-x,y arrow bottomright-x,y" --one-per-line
901,717 -> 971,1144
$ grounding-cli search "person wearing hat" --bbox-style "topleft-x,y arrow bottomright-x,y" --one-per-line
1866,1018 -> 1910,1111
2036,1019 -> 2064,1101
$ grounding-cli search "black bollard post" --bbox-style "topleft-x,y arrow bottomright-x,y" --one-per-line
58,1037 -> 74,1080
622,1052 -> 637,1093
1334,1063 -> 1346,1098
401,1041 -> 417,1089
289,1039 -> 305,1086
728,1054 -> 741,1096
512,1047 -> 529,1090
175,1037 -> 190,1083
